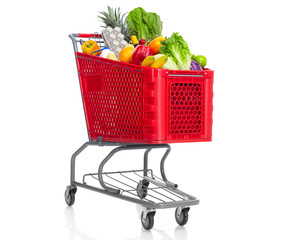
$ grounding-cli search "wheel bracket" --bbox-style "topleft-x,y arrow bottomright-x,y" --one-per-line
66,185 -> 77,198
141,208 -> 156,223
176,206 -> 190,218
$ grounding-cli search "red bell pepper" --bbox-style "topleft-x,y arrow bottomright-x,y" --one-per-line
131,40 -> 154,65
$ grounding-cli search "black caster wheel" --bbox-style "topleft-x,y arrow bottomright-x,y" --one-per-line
137,179 -> 149,199
141,211 -> 155,230
175,207 -> 190,226
65,186 -> 77,207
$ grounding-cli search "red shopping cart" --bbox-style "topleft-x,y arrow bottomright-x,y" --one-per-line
65,33 -> 214,230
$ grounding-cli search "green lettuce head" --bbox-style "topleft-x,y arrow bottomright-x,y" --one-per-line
159,32 -> 192,70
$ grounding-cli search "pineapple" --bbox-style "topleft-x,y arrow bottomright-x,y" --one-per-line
98,6 -> 132,42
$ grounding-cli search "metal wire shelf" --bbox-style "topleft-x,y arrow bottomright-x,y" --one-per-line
83,169 -> 186,205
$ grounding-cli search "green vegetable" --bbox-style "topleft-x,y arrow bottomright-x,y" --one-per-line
159,32 -> 192,70
195,55 -> 207,68
154,54 -> 179,70
126,7 -> 162,43
191,54 -> 196,61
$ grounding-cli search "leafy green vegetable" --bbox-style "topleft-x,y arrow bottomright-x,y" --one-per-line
159,32 -> 192,70
126,7 -> 162,43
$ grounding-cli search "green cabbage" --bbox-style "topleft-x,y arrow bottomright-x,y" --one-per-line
126,7 -> 162,42
154,54 -> 179,70
159,32 -> 192,70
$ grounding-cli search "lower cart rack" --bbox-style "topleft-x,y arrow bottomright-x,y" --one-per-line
82,169 -> 199,209
65,142 -> 199,230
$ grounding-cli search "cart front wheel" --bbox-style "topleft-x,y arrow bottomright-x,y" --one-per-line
65,186 -> 77,206
141,211 -> 155,230
175,207 -> 189,226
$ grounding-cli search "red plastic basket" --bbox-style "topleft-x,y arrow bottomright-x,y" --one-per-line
75,52 -> 213,144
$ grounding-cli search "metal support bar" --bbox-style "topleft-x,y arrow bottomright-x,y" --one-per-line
144,148 -> 152,177
97,144 -> 171,194
70,141 -> 122,186
160,145 -> 178,188
71,142 -> 89,184
68,34 -> 79,53
143,176 -> 196,201
97,147 -> 122,194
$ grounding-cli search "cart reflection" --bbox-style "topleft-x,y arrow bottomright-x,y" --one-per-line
64,206 -> 188,240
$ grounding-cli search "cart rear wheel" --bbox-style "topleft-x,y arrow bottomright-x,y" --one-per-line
175,207 -> 189,226
141,211 -> 155,230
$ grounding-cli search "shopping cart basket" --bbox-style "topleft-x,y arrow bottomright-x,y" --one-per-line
65,33 -> 214,230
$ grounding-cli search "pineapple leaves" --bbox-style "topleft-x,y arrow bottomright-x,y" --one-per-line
98,6 -> 132,42
108,6 -> 116,21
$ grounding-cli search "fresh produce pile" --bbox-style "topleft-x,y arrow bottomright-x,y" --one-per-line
81,6 -> 207,71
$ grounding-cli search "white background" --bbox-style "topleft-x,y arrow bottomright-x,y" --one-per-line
1,0 -> 290,239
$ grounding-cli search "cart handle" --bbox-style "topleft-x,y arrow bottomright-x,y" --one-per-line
71,33 -> 102,38
69,33 -> 103,53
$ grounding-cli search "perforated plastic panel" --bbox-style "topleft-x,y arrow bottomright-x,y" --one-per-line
169,80 -> 204,138
77,56 -> 143,141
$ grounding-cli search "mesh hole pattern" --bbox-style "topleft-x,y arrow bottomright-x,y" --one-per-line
79,57 -> 143,140
169,81 -> 204,136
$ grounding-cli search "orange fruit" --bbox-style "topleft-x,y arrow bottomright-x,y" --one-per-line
119,47 -> 134,63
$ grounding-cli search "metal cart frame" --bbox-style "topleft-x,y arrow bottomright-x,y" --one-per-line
65,33 -> 200,230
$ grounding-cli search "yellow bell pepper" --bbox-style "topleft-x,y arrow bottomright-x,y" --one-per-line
148,36 -> 165,55
81,40 -> 101,56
